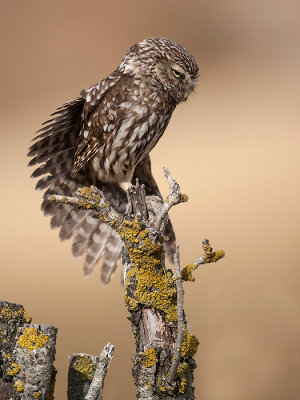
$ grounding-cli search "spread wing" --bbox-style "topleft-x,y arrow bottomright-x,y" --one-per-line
28,73 -> 126,284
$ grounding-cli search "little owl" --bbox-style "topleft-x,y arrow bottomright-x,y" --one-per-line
28,37 -> 199,283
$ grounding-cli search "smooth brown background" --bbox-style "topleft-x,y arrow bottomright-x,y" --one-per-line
1,1 -> 300,399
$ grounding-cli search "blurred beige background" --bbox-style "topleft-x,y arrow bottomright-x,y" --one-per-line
1,0 -> 300,399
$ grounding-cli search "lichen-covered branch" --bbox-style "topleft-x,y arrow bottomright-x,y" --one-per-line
13,324 -> 57,399
167,246 -> 184,387
0,301 -> 56,400
48,168 -> 225,399
68,347 -> 114,400
1,302 -> 114,400
181,239 -> 225,282
48,185 -> 122,230
84,343 -> 114,400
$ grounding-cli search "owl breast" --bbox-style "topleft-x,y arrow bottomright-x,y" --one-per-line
90,77 -> 176,184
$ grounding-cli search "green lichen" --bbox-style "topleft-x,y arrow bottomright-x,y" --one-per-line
139,348 -> 157,368
14,380 -> 24,392
17,327 -> 49,352
73,356 -> 95,380
181,330 -> 199,359
123,219 -> 177,324
6,361 -> 21,376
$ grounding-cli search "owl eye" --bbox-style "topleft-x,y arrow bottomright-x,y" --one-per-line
171,68 -> 185,80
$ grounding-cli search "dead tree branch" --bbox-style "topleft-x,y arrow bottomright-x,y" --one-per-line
0,301 -> 114,400
167,246 -> 184,387
181,239 -> 225,282
84,343 -> 114,400
1,170 -> 224,399
152,167 -> 188,233
68,342 -> 114,400
0,301 -> 57,400
48,167 -> 225,399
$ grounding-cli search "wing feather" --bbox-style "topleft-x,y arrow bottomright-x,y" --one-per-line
29,85 -> 124,283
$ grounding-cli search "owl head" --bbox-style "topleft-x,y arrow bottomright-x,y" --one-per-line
119,37 -> 199,104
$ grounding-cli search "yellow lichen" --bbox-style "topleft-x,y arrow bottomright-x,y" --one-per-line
139,348 -> 157,368
17,327 -> 49,352
14,380 -> 24,392
146,381 -> 151,389
119,219 -> 162,269
6,361 -> 21,376
209,249 -> 225,262
181,193 -> 189,202
22,310 -> 32,324
182,240 -> 225,282
177,361 -> 189,394
125,265 -> 177,323
164,193 -> 188,204
1,305 -> 32,324
73,356 -> 95,380
181,330 -> 199,358
122,219 -> 177,324
181,263 -> 197,282
34,392 -> 40,398
1,307 -> 10,318
179,376 -> 188,394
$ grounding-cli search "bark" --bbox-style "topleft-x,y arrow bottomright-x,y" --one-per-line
0,302 -> 114,400
84,343 -> 114,400
68,343 -> 114,400
13,324 -> 57,399
0,301 -> 56,400
68,353 -> 99,400
167,247 -> 184,386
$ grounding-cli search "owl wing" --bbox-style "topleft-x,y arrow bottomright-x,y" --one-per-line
72,70 -> 121,174
28,73 -> 125,284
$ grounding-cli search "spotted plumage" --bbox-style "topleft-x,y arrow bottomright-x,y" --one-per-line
28,37 -> 199,283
